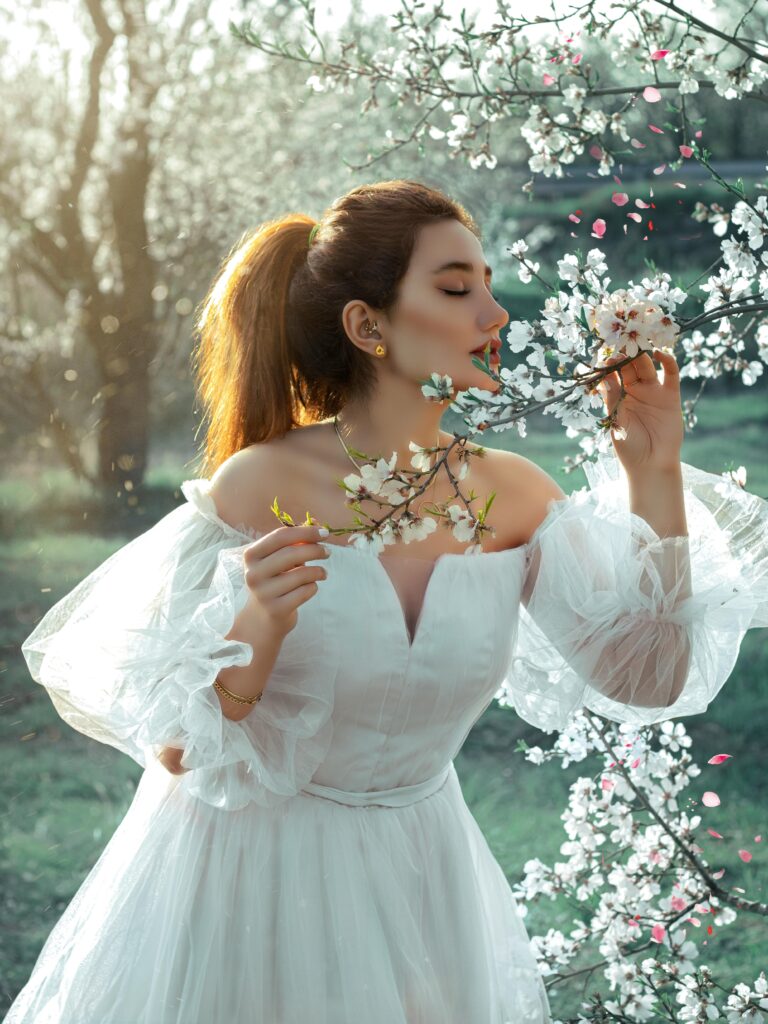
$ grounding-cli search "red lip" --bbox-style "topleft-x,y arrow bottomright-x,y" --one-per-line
471,338 -> 502,354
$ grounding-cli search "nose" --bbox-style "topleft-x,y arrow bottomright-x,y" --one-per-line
483,294 -> 509,332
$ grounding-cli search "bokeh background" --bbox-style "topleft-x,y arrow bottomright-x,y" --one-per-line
2,0 -> 766,1013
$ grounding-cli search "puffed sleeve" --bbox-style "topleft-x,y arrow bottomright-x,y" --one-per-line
496,451 -> 768,733
20,479 -> 335,811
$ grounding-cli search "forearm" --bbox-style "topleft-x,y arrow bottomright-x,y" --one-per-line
627,462 -> 688,540
157,602 -> 288,774
214,598 -> 289,721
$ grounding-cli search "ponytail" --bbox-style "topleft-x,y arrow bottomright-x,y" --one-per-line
191,214 -> 315,477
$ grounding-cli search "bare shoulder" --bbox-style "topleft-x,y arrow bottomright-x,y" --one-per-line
207,436 -> 299,535
481,446 -> 566,546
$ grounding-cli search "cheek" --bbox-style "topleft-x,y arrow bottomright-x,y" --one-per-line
395,295 -> 471,342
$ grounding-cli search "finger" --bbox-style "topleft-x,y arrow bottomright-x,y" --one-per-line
627,351 -> 658,383
653,348 -> 680,388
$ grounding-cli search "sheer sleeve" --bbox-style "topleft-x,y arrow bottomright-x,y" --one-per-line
20,480 -> 335,811
496,452 -> 768,733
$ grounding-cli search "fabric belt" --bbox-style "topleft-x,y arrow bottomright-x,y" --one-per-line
300,761 -> 454,808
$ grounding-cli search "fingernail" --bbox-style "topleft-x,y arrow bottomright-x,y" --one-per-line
318,527 -> 329,536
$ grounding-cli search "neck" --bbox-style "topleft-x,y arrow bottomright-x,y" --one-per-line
335,401 -> 445,467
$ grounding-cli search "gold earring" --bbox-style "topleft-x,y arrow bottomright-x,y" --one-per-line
375,344 -> 385,357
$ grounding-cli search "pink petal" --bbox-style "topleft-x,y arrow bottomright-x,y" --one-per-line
568,213 -> 581,223
707,829 -> 724,839
651,49 -> 670,60
695,129 -> 703,138
542,73 -> 556,86
631,138 -> 646,149
591,218 -> 606,238
636,199 -> 651,208
702,791 -> 720,807
649,124 -> 665,134
674,182 -> 687,189
687,916 -> 701,926
631,757 -> 641,768
572,53 -> 582,65
627,212 -> 643,222
589,144 -> 604,160
712,868 -> 726,879
651,924 -> 666,942
601,777 -> 614,790
707,754 -> 733,765
612,192 -> 629,206
643,86 -> 662,103
653,164 -> 667,175
679,144 -> 694,158
738,850 -> 753,863
756,836 -> 763,843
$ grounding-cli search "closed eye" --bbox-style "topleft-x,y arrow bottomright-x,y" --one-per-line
441,288 -> 498,299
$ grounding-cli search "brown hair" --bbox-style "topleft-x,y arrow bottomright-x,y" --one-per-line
191,178 -> 480,476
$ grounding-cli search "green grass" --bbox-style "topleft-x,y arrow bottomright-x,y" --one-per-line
2,395 -> 767,1014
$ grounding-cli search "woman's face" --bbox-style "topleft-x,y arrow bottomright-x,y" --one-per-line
383,218 -> 509,391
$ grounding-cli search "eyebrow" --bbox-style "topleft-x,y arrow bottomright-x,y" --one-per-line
431,260 -> 493,280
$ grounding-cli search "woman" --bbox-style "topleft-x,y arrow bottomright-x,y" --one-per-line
8,179 -> 768,1023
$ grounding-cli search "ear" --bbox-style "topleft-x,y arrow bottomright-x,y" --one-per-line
341,299 -> 383,353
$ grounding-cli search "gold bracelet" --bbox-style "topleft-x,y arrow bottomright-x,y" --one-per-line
213,677 -> 263,706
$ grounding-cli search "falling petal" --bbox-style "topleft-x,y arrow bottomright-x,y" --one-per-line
589,144 -> 603,160
687,916 -> 701,926
611,192 -> 629,206
707,829 -> 724,839
707,753 -> 733,765
636,199 -> 651,208
712,868 -> 726,879
631,138 -> 646,148
568,213 -> 581,222
679,144 -> 694,158
695,129 -> 703,138
756,836 -> 763,843
643,86 -> 662,103
572,53 -> 582,65
542,73 -> 556,85
653,164 -> 666,175
601,777 -> 614,790
702,791 -> 720,807
631,757 -> 641,768
738,850 -> 753,862
651,49 -> 670,60
648,220 -> 654,231
627,212 -> 643,222
674,182 -> 687,188
591,218 -> 606,238
649,124 -> 665,134
651,924 -> 666,942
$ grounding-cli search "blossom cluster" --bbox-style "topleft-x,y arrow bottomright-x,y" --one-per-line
509,713 -> 764,1022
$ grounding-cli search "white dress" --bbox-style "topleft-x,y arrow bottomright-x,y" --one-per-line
6,450 -> 768,1024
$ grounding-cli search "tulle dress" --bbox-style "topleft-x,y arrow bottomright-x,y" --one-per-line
6,450 -> 768,1024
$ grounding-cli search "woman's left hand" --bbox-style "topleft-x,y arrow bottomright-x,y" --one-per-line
597,347 -> 684,475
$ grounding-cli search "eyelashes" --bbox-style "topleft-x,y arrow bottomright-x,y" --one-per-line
441,289 -> 499,299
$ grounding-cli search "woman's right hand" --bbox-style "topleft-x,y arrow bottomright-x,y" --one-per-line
242,524 -> 331,636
